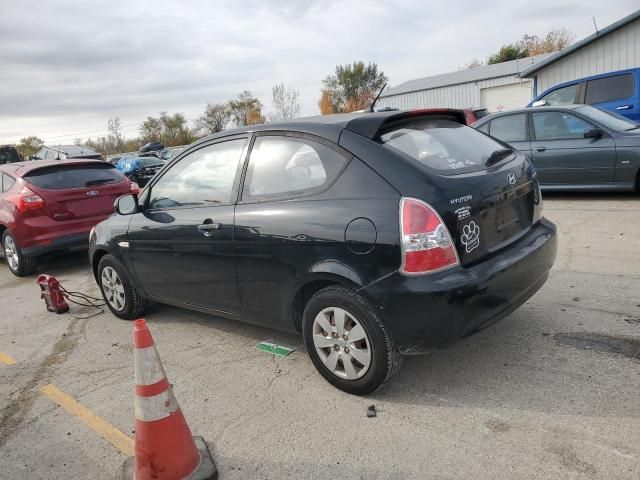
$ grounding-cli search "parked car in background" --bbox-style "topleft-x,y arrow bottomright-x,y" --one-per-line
90,108 -> 556,395
139,142 -> 164,154
0,160 -> 137,276
159,147 -> 184,161
529,68 -> 640,122
473,105 -> 640,191
0,145 -> 22,165
116,156 -> 165,187
462,108 -> 490,125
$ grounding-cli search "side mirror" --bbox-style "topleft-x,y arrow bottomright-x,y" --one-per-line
115,194 -> 138,215
531,100 -> 547,107
584,127 -> 604,139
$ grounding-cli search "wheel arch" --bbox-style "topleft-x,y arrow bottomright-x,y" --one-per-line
289,272 -> 363,333
91,248 -> 110,282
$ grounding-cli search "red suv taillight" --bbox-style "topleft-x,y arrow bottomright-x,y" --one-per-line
400,197 -> 459,275
10,186 -> 45,213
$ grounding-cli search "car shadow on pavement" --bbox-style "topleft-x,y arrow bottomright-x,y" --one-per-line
372,308 -> 640,418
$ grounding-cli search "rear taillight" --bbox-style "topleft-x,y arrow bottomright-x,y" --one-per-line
400,197 -> 459,275
130,182 -> 140,196
10,186 -> 45,213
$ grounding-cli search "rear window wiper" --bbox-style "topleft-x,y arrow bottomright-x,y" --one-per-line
86,179 -> 114,187
486,148 -> 514,167
625,125 -> 640,131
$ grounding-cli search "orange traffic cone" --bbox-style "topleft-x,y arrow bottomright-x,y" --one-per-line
120,319 -> 217,480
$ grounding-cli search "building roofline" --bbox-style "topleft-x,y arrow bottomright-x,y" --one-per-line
520,9 -> 640,77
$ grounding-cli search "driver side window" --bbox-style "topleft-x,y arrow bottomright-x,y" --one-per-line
148,139 -> 247,209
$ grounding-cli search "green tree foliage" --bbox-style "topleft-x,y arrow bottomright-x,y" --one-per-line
320,61 -> 388,113
195,103 -> 230,135
228,91 -> 265,127
16,136 -> 44,157
488,28 -> 575,65
138,112 -> 194,146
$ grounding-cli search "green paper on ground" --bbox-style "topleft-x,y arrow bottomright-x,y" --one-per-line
255,341 -> 295,357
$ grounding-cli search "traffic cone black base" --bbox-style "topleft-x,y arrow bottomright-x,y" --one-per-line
119,436 -> 218,480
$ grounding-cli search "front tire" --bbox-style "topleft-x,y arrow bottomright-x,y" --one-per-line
98,254 -> 149,319
2,231 -> 37,277
302,286 -> 402,395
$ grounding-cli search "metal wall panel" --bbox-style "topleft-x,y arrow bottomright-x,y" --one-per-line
378,76 -> 533,110
536,17 -> 640,93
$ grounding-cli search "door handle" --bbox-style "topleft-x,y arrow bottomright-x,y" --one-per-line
536,147 -> 547,152
616,105 -> 632,110
197,219 -> 221,237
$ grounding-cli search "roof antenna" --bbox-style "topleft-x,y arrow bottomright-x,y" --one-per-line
368,82 -> 387,112
592,16 -> 599,34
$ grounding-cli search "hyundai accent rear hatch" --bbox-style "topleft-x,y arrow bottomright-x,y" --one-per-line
377,117 -> 541,266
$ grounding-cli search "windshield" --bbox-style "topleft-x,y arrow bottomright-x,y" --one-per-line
0,147 -> 20,164
377,118 -> 510,175
24,164 -> 124,189
576,105 -> 639,131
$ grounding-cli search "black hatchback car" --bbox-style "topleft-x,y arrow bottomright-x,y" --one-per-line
90,109 -> 557,394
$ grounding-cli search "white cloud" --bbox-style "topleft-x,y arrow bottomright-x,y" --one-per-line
0,0 -> 637,143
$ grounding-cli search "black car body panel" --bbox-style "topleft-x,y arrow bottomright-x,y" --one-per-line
90,109 -> 556,353
362,218 -> 556,353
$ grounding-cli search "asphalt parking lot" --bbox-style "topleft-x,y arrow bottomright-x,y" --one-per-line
1,193 -> 639,479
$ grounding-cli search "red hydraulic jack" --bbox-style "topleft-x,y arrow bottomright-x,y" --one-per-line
37,274 -> 69,314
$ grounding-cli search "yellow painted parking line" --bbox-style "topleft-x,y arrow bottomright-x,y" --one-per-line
0,352 -> 17,365
41,384 -> 134,456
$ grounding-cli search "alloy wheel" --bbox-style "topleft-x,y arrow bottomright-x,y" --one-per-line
312,307 -> 372,380
101,266 -> 126,312
4,236 -> 19,271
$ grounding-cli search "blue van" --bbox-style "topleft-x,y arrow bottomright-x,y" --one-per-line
528,68 -> 640,122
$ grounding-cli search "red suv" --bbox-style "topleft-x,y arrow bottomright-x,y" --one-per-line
1,160 -> 136,276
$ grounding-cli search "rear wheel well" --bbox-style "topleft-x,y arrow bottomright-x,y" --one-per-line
291,278 -> 363,332
0,225 -> 6,241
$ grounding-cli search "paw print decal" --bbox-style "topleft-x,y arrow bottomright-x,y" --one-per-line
460,221 -> 480,253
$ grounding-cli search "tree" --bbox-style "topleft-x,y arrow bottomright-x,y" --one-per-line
318,90 -> 335,115
195,103 -> 230,135
320,61 -> 388,113
520,28 -> 575,56
160,112 -> 193,146
488,43 -> 529,64
461,58 -> 484,70
16,136 -> 44,157
107,117 -> 124,153
270,83 -> 301,121
488,28 -> 575,65
228,91 -> 264,127
140,116 -> 163,143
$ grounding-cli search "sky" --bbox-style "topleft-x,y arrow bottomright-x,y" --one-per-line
0,0 -> 638,145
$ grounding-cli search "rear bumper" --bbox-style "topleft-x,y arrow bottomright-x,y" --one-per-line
22,232 -> 90,256
361,218 -> 557,354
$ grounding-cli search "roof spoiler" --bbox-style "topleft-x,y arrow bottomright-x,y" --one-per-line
344,108 -> 467,139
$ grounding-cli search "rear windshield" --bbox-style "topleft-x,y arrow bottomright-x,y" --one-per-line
24,164 -> 124,189
473,109 -> 490,119
139,158 -> 164,167
377,118 -> 508,174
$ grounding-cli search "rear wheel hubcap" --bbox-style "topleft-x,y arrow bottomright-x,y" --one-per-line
101,266 -> 126,311
312,307 -> 372,380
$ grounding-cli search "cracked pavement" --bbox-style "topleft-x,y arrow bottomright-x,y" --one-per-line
0,192 -> 639,479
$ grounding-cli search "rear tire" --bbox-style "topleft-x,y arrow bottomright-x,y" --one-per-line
98,254 -> 149,320
302,286 -> 402,395
2,231 -> 37,277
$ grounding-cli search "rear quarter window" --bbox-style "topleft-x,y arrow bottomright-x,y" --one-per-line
24,164 -> 125,190
585,74 -> 634,104
377,118 -> 508,175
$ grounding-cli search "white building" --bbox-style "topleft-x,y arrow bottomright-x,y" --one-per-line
378,54 -> 552,113
520,9 -> 640,96
35,144 -> 102,160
